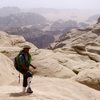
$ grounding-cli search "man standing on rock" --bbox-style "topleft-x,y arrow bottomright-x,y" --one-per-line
15,45 -> 36,93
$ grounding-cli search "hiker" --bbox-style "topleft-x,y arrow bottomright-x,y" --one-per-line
15,45 -> 36,93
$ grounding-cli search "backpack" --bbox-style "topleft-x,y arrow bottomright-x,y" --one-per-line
14,54 -> 22,72
14,50 -> 31,73
14,54 -> 22,84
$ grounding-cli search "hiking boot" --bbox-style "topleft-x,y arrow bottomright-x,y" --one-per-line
27,87 -> 33,93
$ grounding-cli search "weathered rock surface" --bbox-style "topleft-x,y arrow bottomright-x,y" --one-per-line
0,53 -> 17,85
73,68 -> 100,90
1,76 -> 100,100
32,49 -> 76,78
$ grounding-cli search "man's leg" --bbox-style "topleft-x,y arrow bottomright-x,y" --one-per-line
27,77 -> 32,88
26,71 -> 33,93
23,74 -> 27,93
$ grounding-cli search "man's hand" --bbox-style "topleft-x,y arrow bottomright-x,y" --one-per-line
22,64 -> 29,71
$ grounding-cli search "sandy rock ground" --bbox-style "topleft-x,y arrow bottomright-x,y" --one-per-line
0,76 -> 100,100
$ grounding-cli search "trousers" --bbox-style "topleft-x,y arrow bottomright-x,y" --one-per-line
23,71 -> 33,87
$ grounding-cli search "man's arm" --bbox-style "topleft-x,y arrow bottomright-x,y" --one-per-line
30,64 -> 36,69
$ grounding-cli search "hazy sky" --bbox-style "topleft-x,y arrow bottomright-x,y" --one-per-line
0,0 -> 100,9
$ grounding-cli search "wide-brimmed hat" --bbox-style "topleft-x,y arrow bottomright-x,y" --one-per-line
23,45 -> 31,49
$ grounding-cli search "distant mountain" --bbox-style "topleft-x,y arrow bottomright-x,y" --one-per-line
7,27 -> 55,48
0,12 -> 47,30
0,7 -> 91,48
78,22 -> 89,29
6,19 -> 82,48
86,14 -> 100,23
0,11 -> 53,48
50,20 -> 89,32
29,8 -> 100,22
0,7 -> 21,17
0,7 -> 100,22
5,17 -> 89,48
50,20 -> 78,31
